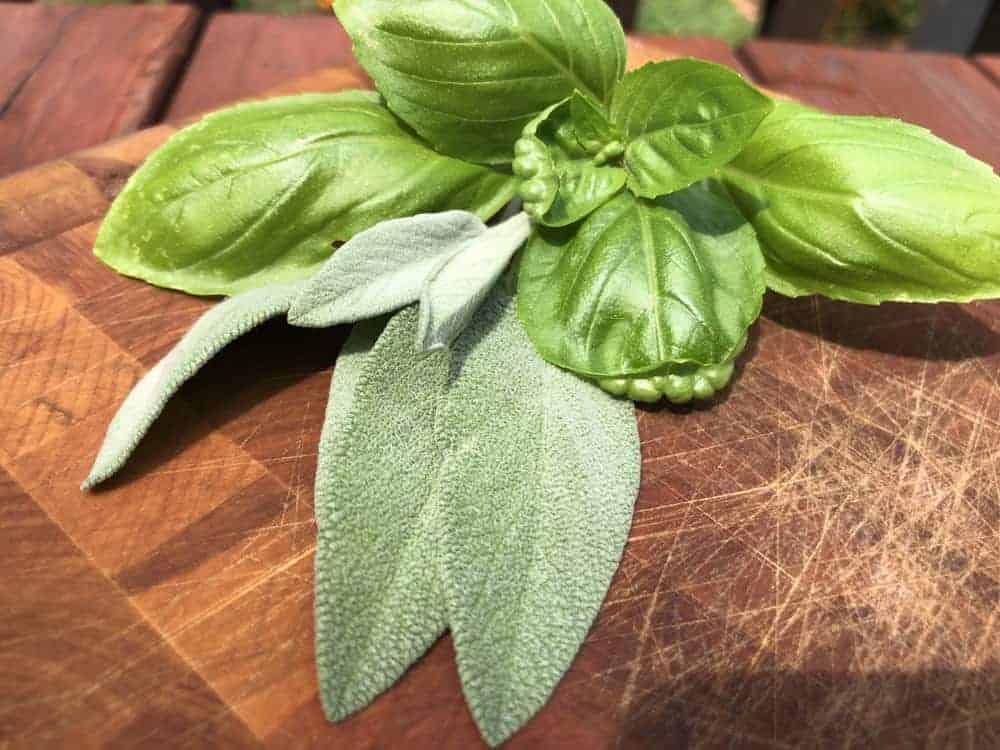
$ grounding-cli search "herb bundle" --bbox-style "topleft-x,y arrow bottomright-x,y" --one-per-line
84,0 -> 1000,745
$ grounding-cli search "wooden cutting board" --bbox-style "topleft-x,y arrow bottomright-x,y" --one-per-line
2,41 -> 1000,749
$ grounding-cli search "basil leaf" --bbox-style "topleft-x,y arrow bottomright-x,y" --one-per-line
720,102 -> 1000,304
82,282 -> 305,489
569,92 -> 622,155
517,187 -> 765,378
335,0 -> 626,165
610,60 -> 773,199
417,213 -> 532,351
315,317 -> 448,722
438,290 -> 639,747
515,93 -> 627,227
596,333 -> 747,403
288,211 -> 488,328
94,92 -> 516,296
545,160 -> 628,227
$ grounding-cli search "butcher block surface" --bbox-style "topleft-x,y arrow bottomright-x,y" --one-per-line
1,20 -> 1000,749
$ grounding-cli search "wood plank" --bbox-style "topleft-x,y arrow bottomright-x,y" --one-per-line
0,160 -> 109,254
165,12 -> 359,121
742,40 -> 1000,164
0,3 -> 200,178
0,466 -> 263,748
628,34 -> 753,73
977,54 -> 1000,85
2,44 -> 1000,749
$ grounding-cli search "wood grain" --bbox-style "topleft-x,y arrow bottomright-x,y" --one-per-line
0,445 -> 262,749
741,40 -> 1000,164
2,38 -> 1000,749
977,55 -> 1000,85
165,12 -> 359,121
0,3 -> 200,178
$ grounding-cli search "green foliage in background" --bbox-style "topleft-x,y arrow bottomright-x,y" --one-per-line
634,0 -> 760,45
828,0 -> 923,45
233,0 -> 321,14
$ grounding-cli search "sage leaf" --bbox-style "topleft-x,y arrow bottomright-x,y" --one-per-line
720,101 -> 1000,304
82,282 -> 304,490
437,289 -> 640,747
335,0 -> 626,165
517,187 -> 765,378
94,92 -> 516,296
611,59 -> 773,199
314,290 -> 639,746
315,315 -> 448,722
417,212 -> 532,351
288,211 -> 488,328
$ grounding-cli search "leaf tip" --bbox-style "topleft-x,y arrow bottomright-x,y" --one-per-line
415,335 -> 448,355
80,468 -> 103,492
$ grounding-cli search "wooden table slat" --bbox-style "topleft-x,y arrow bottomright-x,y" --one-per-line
0,3 -> 201,179
742,40 -> 1000,164
975,54 -> 1000,85
165,12 -> 360,121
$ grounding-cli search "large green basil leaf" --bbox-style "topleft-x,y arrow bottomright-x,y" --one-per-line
335,0 -> 626,165
94,92 -> 516,296
719,102 -> 1000,304
517,187 -> 765,378
611,60 -> 773,199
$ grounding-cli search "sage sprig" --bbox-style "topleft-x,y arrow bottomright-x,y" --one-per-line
85,0 -> 1000,745
315,291 -> 638,745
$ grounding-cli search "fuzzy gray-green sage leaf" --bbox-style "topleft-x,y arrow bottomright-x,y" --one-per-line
417,212 -> 532,351
288,208 -> 534,352
288,211 -> 488,328
314,288 -> 640,746
82,282 -> 305,489
314,316 -> 449,724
